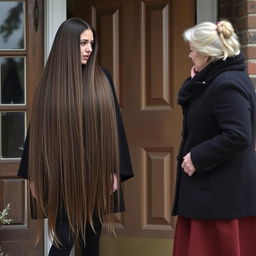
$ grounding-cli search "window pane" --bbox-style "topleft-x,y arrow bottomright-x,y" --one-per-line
1,112 -> 25,159
0,57 -> 25,104
0,1 -> 25,50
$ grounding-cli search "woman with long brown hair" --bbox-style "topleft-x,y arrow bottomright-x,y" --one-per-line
18,18 -> 133,256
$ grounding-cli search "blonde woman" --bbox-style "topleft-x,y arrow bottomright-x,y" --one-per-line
18,18 -> 133,256
173,20 -> 256,256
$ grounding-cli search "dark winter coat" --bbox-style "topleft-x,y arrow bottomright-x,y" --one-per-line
172,53 -> 256,220
17,69 -> 134,218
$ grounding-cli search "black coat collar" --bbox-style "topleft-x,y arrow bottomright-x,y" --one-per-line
178,53 -> 246,107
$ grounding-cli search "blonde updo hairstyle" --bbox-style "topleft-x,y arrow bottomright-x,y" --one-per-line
183,20 -> 240,62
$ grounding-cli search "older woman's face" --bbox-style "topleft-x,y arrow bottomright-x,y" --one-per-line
189,44 -> 209,72
80,29 -> 94,65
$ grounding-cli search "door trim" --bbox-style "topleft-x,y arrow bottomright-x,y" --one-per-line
44,0 -> 67,60
44,0 -> 66,254
197,0 -> 218,23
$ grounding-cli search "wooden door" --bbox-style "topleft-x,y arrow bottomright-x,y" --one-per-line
69,0 -> 195,241
0,0 -> 44,255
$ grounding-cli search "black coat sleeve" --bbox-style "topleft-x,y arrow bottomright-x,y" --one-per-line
17,130 -> 29,179
103,68 -> 134,182
191,79 -> 252,172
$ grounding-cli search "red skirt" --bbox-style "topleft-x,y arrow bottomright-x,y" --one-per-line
173,216 -> 256,256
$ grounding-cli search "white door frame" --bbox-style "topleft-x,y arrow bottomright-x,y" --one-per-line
44,0 -> 67,60
197,0 -> 218,23
44,2 -> 67,255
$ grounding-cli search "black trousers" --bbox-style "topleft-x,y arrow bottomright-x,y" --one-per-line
48,217 -> 102,256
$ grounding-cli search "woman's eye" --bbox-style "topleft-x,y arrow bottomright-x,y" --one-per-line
80,41 -> 94,48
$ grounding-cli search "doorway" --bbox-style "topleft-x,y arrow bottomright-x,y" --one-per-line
68,0 -> 195,255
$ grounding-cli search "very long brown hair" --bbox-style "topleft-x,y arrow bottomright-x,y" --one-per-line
28,18 -> 119,244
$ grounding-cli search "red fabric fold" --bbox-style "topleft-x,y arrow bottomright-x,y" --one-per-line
173,216 -> 256,256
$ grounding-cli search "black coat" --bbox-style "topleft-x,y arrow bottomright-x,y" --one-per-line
17,69 -> 134,217
172,54 -> 256,220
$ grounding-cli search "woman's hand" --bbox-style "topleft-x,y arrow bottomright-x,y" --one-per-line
30,181 -> 37,198
191,65 -> 198,78
182,152 -> 196,176
110,174 -> 118,194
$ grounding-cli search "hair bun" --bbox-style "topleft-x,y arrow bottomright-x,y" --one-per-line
216,21 -> 234,39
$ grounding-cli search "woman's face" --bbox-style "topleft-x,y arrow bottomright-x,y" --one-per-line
80,29 -> 94,65
189,44 -> 209,72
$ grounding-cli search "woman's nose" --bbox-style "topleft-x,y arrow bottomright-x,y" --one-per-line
86,44 -> 92,52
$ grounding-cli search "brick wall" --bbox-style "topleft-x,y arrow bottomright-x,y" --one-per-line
219,0 -> 256,87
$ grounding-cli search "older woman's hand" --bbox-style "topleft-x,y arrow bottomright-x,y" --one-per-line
191,65 -> 198,78
182,152 -> 196,176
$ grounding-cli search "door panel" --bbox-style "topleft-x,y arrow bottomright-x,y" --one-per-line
69,0 -> 195,239
0,0 -> 44,255
93,5 -> 123,105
